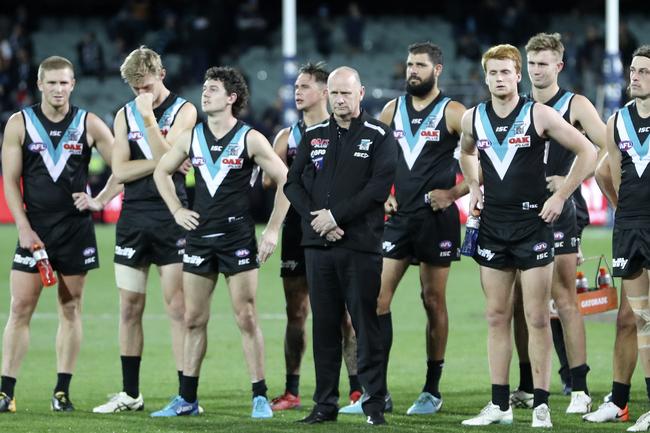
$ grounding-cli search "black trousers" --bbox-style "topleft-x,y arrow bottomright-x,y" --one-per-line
304,247 -> 386,414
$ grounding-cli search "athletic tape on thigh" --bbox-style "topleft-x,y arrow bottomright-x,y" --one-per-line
114,264 -> 147,294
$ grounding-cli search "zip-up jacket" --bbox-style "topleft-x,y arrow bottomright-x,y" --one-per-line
284,111 -> 397,253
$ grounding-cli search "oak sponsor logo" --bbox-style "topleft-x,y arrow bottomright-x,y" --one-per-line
222,157 -> 243,169
421,129 -> 440,141
508,135 -> 531,148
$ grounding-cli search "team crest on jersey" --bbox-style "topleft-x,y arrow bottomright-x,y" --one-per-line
477,139 -> 491,149
508,135 -> 531,148
226,145 -> 242,156
513,121 -> 526,135
28,142 -> 47,153
358,139 -> 372,151
191,156 -> 205,166
128,131 -> 144,141
619,140 -> 633,151
66,128 -> 82,141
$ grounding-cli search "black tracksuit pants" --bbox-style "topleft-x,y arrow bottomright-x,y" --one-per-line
304,246 -> 387,414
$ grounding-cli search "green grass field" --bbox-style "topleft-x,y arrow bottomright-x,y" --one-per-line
0,224 -> 642,432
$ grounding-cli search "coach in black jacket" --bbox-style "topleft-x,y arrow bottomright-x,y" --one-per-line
284,66 -> 397,425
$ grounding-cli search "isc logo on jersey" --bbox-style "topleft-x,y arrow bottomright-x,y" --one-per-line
28,142 -> 47,153
420,129 -> 440,141
619,140 -> 633,152
222,158 -> 243,169
509,135 -> 531,148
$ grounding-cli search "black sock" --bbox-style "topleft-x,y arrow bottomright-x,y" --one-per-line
423,359 -> 444,398
0,376 -> 16,399
611,381 -> 631,409
177,371 -> 183,396
180,375 -> 199,403
533,388 -> 550,408
121,356 -> 141,399
570,364 -> 590,394
54,373 -> 72,395
518,362 -> 534,393
252,379 -> 268,398
286,374 -> 299,396
378,313 -> 393,389
646,377 -> 650,402
491,384 -> 509,411
348,374 -> 361,395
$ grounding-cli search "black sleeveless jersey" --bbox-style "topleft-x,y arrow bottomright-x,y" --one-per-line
472,97 -> 547,223
122,93 -> 188,213
390,93 -> 458,214
285,120 -> 306,225
21,104 -> 90,225
613,101 -> 650,228
189,120 -> 259,234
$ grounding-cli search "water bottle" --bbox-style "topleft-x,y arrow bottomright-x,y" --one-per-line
32,244 -> 57,287
460,215 -> 480,257
575,271 -> 588,294
597,267 -> 612,290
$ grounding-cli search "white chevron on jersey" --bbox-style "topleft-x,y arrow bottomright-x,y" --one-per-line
393,96 -> 450,170
474,101 -> 533,180
544,92 -> 574,164
125,102 -> 153,160
552,91 -> 574,117
192,123 -> 250,197
23,107 -> 87,182
125,96 -> 187,160
287,122 -> 302,151
617,107 -> 650,177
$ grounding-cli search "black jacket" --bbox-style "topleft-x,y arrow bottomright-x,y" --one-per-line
284,111 -> 397,253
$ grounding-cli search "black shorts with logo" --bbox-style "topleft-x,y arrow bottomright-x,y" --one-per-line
551,198 -> 579,255
382,206 -> 461,265
280,216 -> 306,278
183,219 -> 259,276
114,209 -> 186,267
12,214 -> 99,275
474,217 -> 554,270
612,226 -> 650,278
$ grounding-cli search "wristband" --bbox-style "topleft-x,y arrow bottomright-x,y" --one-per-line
143,116 -> 157,128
